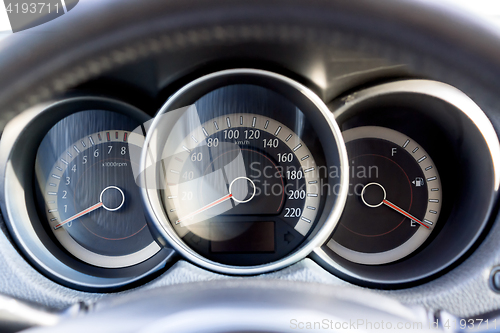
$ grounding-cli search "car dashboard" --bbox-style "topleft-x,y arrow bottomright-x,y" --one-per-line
0,0 -> 500,332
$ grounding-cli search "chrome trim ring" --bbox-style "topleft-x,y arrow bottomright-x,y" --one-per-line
313,79 -> 500,285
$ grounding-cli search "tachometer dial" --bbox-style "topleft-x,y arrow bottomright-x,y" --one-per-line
42,129 -> 160,268
3,99 -> 174,290
328,126 -> 442,265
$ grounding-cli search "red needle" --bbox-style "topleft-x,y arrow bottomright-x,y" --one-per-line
53,202 -> 103,230
383,199 -> 431,229
176,193 -> 233,225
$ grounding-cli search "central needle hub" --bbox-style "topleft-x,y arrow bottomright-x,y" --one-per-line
360,182 -> 431,229
100,186 -> 125,211
54,185 -> 125,230
229,177 -> 256,203
361,182 -> 386,208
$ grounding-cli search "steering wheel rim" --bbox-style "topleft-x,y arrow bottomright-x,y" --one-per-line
24,279 -> 432,333
0,0 -> 500,129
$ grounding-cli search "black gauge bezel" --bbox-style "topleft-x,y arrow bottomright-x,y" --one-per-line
0,97 -> 175,292
313,80 -> 500,287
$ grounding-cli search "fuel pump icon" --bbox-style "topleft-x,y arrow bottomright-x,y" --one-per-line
412,177 -> 424,187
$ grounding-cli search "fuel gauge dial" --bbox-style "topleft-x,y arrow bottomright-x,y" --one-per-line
328,126 -> 442,265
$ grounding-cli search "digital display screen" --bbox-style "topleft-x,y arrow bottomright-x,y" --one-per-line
210,221 -> 275,253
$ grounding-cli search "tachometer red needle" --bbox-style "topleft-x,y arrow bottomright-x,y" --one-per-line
382,199 -> 431,229
176,193 -> 233,225
54,202 -> 103,230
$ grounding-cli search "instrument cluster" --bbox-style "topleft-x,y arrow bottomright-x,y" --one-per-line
0,70 -> 498,291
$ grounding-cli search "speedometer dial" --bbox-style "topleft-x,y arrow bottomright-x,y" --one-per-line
163,113 -> 320,266
140,69 -> 349,274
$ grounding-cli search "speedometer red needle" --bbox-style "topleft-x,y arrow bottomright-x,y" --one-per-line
54,202 -> 103,230
176,193 -> 233,225
382,199 -> 430,229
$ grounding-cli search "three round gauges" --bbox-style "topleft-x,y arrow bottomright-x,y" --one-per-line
1,69 -> 498,290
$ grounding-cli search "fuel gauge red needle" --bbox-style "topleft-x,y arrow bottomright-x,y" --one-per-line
361,182 -> 431,229
382,199 -> 430,229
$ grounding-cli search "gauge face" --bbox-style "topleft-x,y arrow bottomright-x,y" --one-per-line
36,112 -> 160,269
163,113 -> 321,266
327,126 -> 442,265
